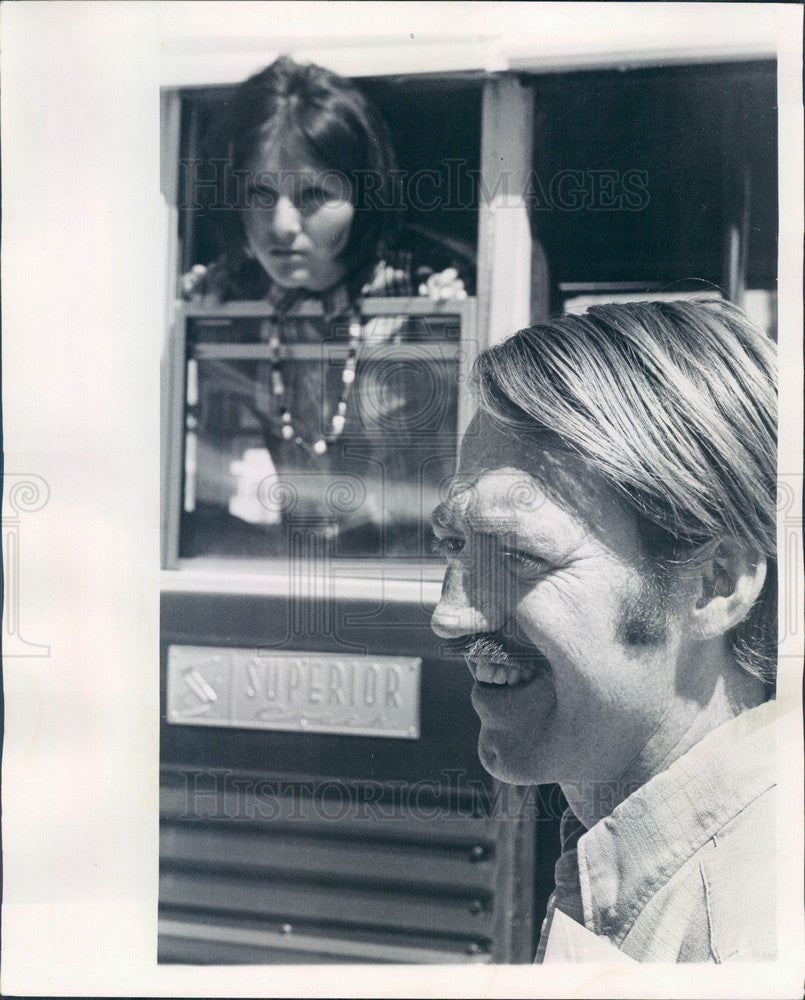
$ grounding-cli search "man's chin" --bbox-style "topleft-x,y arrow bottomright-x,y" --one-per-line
477,731 -> 546,785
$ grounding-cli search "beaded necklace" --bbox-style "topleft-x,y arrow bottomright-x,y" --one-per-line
261,287 -> 363,456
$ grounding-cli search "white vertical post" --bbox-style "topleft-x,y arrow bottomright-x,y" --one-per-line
476,76 -> 535,348
161,89 -> 183,568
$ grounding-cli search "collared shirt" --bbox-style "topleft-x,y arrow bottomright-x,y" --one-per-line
536,700 -> 778,963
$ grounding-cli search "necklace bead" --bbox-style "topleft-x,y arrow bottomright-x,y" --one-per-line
266,306 -> 363,454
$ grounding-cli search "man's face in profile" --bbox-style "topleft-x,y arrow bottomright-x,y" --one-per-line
430,412 -> 684,788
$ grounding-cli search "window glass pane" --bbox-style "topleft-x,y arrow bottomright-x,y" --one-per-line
178,314 -> 460,560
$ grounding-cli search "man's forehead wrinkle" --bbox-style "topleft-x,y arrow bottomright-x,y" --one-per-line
440,487 -> 566,555
446,467 -> 548,529
455,412 -> 646,549
455,457 -> 583,529
431,483 -> 483,534
459,427 -> 577,511
454,428 -> 650,564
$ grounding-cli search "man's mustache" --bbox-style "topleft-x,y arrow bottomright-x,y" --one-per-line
440,633 -> 537,664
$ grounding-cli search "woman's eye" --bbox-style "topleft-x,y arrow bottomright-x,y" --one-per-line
431,536 -> 465,559
248,185 -> 278,208
299,187 -> 330,209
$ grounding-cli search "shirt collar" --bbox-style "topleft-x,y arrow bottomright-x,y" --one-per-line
573,699 -> 778,945
266,281 -> 353,321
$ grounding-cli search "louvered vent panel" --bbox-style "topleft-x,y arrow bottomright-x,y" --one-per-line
159,770 -> 497,963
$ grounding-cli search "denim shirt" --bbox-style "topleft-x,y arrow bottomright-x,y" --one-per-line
536,700 -> 778,963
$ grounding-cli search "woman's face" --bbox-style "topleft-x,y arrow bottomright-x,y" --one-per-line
241,131 -> 355,293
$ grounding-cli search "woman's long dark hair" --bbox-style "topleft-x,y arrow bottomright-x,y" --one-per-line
208,56 -> 401,296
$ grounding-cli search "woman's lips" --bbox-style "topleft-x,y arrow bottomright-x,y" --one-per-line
268,248 -> 308,259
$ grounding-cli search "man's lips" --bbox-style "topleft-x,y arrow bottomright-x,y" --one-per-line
466,652 -> 550,689
441,635 -> 550,689
466,656 -> 541,687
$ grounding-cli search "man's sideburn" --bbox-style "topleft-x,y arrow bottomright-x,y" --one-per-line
616,562 -> 673,646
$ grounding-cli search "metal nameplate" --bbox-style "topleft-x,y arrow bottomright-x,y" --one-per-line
166,645 -> 421,739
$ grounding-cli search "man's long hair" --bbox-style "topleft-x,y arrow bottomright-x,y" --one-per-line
473,299 -> 777,689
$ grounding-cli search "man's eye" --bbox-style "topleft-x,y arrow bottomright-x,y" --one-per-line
432,536 -> 465,559
503,549 -> 549,578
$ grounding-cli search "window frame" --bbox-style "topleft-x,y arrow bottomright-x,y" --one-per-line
159,69 -> 519,589
163,296 -> 478,577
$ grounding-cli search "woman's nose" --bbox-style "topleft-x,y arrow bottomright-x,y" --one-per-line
430,565 -> 494,638
272,197 -> 302,241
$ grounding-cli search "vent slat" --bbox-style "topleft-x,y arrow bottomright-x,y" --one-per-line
161,822 -> 493,894
158,917 -> 490,964
159,867 -> 494,939
160,780 -> 497,847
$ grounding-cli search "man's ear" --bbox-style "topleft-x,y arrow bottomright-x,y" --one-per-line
689,539 -> 767,639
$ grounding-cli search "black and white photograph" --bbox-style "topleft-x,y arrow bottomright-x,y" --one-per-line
2,2 -> 804,996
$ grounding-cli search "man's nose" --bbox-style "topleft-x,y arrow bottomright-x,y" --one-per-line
430,565 -> 496,638
272,197 -> 302,241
